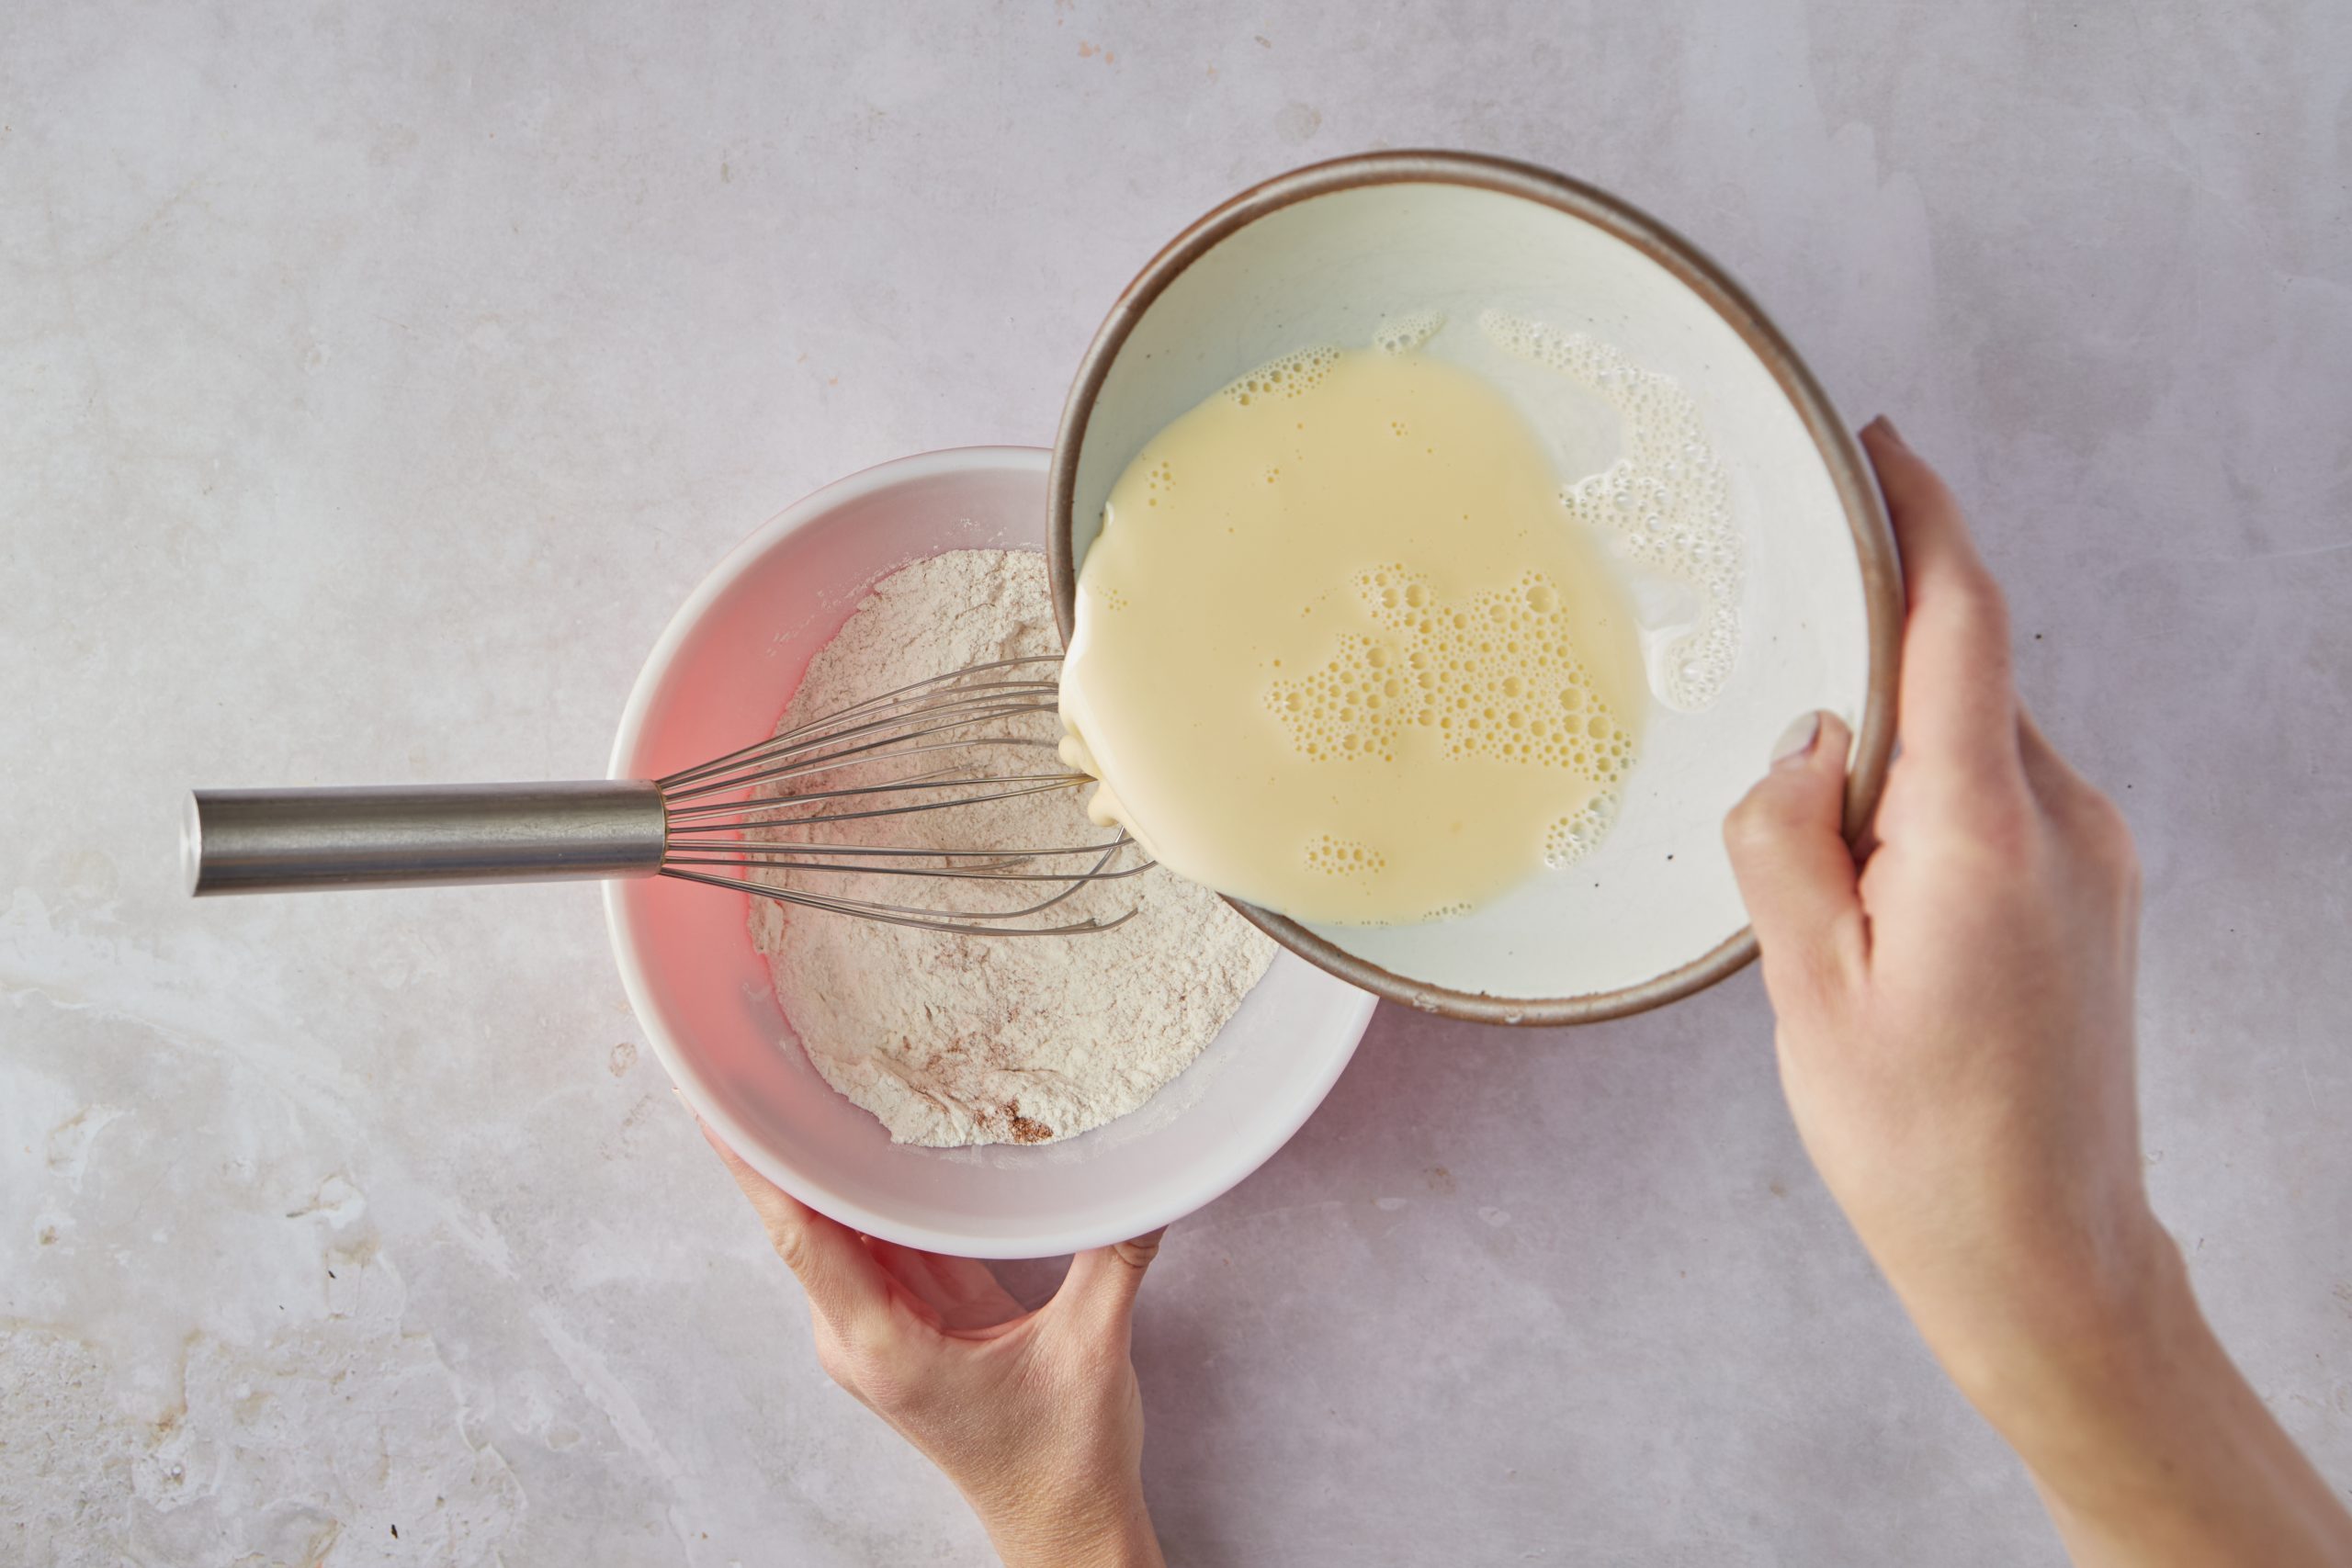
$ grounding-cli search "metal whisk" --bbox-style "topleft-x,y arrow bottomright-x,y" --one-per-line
185,657 -> 1147,935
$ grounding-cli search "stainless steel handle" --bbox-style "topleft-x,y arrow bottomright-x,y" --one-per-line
185,783 -> 667,895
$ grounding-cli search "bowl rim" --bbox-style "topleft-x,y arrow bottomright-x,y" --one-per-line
604,444 -> 1378,1258
1046,149 -> 1903,1026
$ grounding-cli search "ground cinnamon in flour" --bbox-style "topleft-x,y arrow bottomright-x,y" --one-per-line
748,550 -> 1275,1148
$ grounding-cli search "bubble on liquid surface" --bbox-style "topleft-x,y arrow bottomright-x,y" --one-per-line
1140,457 -> 1176,508
1372,309 -> 1445,356
1544,792 -> 1619,868
1222,346 -> 1343,408
1264,566 -> 1634,788
1304,833 -> 1386,878
1478,310 -> 1744,712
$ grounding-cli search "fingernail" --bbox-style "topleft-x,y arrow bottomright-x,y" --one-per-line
1869,415 -> 1907,449
1770,712 -> 1822,768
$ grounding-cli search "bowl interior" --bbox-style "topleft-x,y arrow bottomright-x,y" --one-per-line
606,447 -> 1374,1258
1056,161 -> 1894,1015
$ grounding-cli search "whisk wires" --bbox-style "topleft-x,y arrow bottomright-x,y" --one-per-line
650,657 -> 1149,936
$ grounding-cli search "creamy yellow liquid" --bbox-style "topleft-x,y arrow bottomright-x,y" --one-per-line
1059,344 -> 1645,926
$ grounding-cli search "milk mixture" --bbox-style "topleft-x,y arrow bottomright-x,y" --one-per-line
1061,317 -> 1739,927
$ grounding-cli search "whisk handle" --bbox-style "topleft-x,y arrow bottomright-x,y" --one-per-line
185,783 -> 666,896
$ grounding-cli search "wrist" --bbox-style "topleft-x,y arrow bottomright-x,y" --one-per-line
1952,1223 -> 2209,1462
1940,1224 -> 2352,1562
1922,1206 -> 2203,1446
973,1476 -> 1162,1568
1931,1216 -> 2311,1536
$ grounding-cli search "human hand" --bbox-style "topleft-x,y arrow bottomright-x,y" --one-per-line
1724,419 -> 2352,1565
1726,418 -> 2157,1396
702,1124 -> 1167,1568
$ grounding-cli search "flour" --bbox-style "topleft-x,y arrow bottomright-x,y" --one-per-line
748,549 -> 1276,1148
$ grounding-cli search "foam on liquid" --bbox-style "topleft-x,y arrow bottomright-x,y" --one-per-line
1060,339 -> 1649,927
1479,310 -> 1743,711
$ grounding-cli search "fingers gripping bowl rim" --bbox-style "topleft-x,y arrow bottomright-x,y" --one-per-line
1047,150 -> 1903,1025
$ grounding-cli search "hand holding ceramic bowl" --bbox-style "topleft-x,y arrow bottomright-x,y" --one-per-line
1050,151 -> 1901,1023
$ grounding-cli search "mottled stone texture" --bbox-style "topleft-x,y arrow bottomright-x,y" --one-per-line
3,1 -> 2346,1562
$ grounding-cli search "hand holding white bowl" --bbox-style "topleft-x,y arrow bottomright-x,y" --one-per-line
703,1122 -> 1168,1568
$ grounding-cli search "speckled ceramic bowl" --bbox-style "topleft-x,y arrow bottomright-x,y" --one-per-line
1050,151 -> 1901,1024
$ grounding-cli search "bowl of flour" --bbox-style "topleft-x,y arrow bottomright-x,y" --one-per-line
606,446 -> 1375,1258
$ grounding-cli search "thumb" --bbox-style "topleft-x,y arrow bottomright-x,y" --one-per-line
1724,712 -> 1867,1001
1051,1228 -> 1167,1339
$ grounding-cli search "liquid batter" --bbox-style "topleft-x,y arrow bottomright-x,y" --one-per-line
1060,344 -> 1645,926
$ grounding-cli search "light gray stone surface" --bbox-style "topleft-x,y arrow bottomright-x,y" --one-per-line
4,2 -> 2346,1562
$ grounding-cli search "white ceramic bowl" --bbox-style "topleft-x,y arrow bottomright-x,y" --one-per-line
1051,152 -> 1902,1024
605,446 -> 1376,1258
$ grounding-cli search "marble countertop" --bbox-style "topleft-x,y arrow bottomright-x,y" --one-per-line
6,2 -> 2347,1562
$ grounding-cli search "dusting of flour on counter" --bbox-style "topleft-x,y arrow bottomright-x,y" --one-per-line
748,549 -> 1276,1148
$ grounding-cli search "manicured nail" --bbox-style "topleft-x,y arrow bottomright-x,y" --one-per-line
1770,712 -> 1823,768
